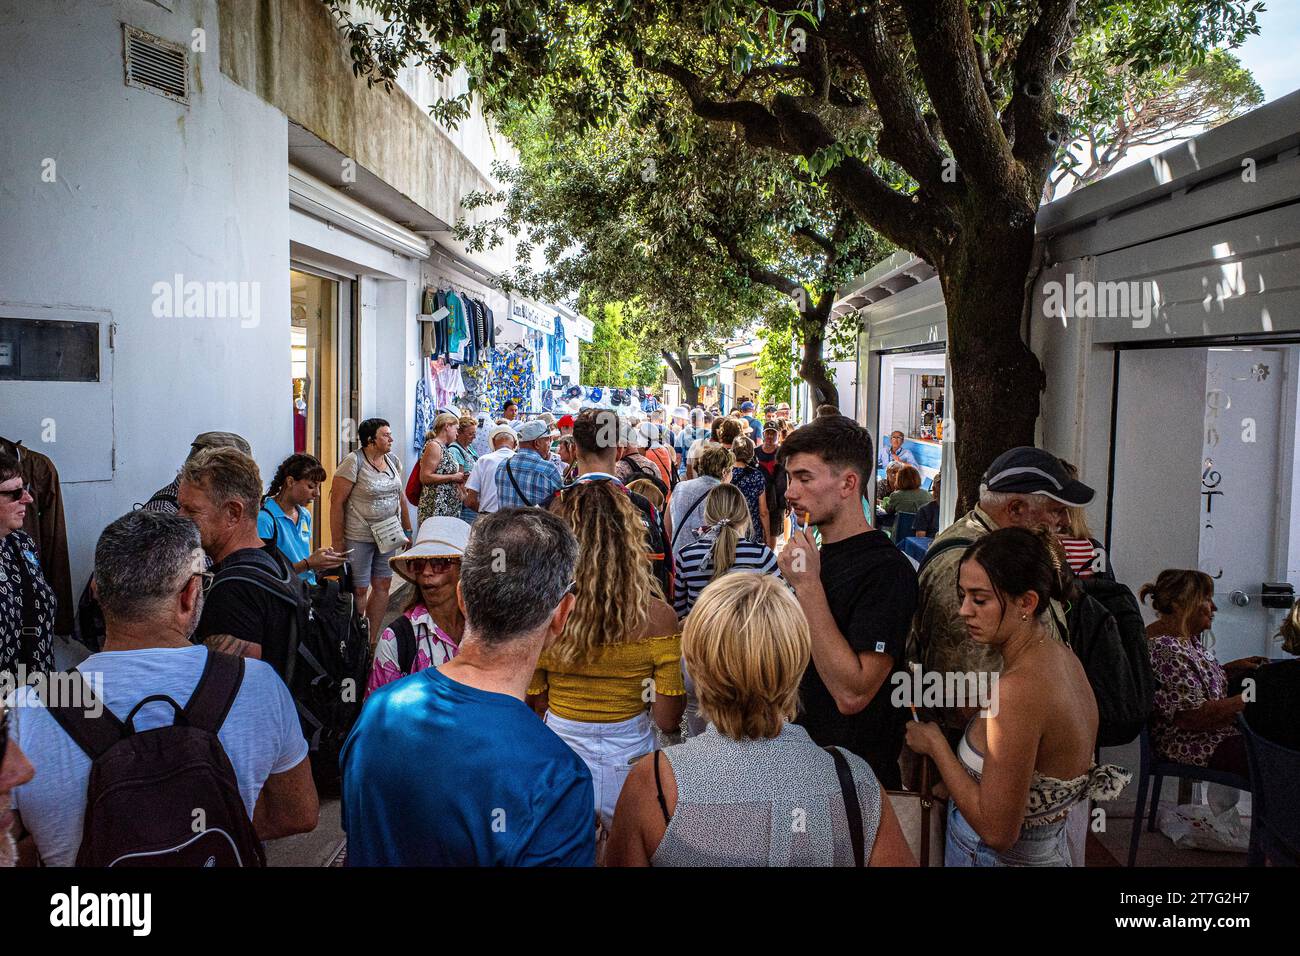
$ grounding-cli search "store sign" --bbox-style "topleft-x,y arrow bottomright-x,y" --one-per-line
574,316 -> 594,342
509,297 -> 551,333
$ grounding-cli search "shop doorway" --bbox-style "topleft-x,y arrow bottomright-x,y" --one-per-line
1110,343 -> 1300,663
290,267 -> 356,547
875,350 -> 947,487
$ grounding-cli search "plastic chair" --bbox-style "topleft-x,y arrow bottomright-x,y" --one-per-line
1126,724 -> 1251,867
1237,714 -> 1300,866
891,512 -> 916,546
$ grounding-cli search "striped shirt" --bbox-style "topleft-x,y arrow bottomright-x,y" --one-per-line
674,537 -> 781,618
1059,536 -> 1099,577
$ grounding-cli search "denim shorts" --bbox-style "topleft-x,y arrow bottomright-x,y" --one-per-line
345,537 -> 397,590
945,802 -> 1071,867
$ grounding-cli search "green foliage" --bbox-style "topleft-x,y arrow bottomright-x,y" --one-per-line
579,301 -> 662,387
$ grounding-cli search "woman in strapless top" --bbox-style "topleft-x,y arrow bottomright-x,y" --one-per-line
906,527 -> 1129,866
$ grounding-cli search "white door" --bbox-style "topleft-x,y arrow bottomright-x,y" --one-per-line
1198,347 -> 1293,662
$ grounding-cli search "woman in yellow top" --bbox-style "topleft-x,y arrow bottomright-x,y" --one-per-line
529,481 -> 686,829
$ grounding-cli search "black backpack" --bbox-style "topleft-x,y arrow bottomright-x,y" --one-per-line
1066,577 -> 1155,747
45,651 -> 266,867
210,539 -> 369,789
389,614 -> 420,678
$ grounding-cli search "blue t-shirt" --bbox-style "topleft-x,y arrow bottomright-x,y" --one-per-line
340,666 -> 596,867
257,499 -> 315,584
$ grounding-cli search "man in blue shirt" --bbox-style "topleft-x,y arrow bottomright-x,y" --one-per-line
877,429 -> 918,471
496,419 -> 564,508
739,401 -> 762,442
341,507 -> 593,866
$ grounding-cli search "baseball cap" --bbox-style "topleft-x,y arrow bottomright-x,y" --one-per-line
740,401 -> 755,411
516,419 -> 559,442
557,414 -> 575,429
763,421 -> 779,434
777,402 -> 790,410
980,447 -> 1095,506
190,431 -> 251,456
389,517 -> 470,585
489,424 -> 517,444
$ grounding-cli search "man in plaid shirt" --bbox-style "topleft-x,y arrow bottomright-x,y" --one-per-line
496,420 -> 563,509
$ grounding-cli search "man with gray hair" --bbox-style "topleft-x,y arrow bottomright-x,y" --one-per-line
341,507 -> 594,866
909,447 -> 1095,711
178,447 -> 298,672
3,511 -> 317,866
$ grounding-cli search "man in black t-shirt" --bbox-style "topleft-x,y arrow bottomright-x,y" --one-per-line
177,447 -> 297,676
777,416 -> 917,789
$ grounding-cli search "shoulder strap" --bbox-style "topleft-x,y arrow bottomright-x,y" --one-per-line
259,505 -> 280,548
43,671 -> 127,760
184,650 -> 246,734
826,746 -> 865,868
670,491 -> 707,549
504,458 -> 534,507
390,615 -> 418,676
653,750 -> 672,825
916,536 -> 974,576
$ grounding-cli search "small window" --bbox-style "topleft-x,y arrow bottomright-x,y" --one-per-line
0,317 -> 100,382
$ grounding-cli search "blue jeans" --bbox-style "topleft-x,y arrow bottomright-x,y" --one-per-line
945,802 -> 1071,867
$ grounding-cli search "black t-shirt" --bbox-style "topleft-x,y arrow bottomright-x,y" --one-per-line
794,529 -> 918,789
193,544 -> 297,677
913,500 -> 939,536
1243,659 -> 1300,751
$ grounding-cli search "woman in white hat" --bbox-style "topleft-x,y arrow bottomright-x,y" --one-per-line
365,517 -> 470,697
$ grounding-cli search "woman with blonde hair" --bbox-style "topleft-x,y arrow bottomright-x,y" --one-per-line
418,413 -> 468,522
673,484 -> 779,619
1056,460 -> 1111,578
529,481 -> 686,828
1141,569 -> 1267,774
607,573 -> 915,867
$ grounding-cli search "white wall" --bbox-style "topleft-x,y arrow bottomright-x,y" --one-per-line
0,0 -> 290,593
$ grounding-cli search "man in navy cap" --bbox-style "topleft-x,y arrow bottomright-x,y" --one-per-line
908,447 -> 1096,716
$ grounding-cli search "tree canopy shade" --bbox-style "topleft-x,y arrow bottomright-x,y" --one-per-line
328,0 -> 1263,505
456,106 -> 890,408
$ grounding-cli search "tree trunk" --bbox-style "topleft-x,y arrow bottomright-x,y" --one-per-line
661,339 -> 700,407
798,310 -> 839,410
940,210 -> 1043,513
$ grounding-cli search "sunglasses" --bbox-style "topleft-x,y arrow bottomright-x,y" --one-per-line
407,557 -> 460,573
0,483 -> 31,503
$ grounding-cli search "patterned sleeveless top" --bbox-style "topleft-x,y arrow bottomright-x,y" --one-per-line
652,722 -> 881,867
418,440 -> 463,521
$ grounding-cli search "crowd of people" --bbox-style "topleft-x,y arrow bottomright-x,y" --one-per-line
2,393 -> 1299,869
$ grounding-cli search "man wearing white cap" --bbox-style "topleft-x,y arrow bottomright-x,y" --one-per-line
497,419 -> 563,509
366,517 -> 470,696
464,425 -> 517,517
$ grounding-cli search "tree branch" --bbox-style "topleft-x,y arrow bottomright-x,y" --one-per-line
1004,0 -> 1079,176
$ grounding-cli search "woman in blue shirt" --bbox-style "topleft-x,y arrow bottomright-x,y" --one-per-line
259,453 -> 348,583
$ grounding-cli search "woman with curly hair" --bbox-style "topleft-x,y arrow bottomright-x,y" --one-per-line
528,482 -> 686,828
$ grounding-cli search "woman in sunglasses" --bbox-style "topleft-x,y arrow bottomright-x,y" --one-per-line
365,517 -> 471,697
0,452 -> 56,679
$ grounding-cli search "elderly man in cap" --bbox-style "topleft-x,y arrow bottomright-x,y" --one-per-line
366,516 -> 470,696
143,431 -> 252,513
464,425 -> 517,517
909,447 -> 1095,706
738,400 -> 762,442
496,419 -> 563,509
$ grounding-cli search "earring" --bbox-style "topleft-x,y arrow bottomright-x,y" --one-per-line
1020,612 -> 1028,622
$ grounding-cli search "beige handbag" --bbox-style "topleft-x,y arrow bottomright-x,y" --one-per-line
887,760 -> 946,866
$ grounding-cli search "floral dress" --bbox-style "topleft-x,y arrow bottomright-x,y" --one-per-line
1149,633 -> 1238,767
418,440 -> 463,522
730,464 -> 768,543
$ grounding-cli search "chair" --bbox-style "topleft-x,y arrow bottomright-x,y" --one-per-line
1237,714 -> 1300,866
891,512 -> 916,546
1126,725 -> 1251,867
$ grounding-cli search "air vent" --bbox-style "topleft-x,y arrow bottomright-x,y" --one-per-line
123,25 -> 188,105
